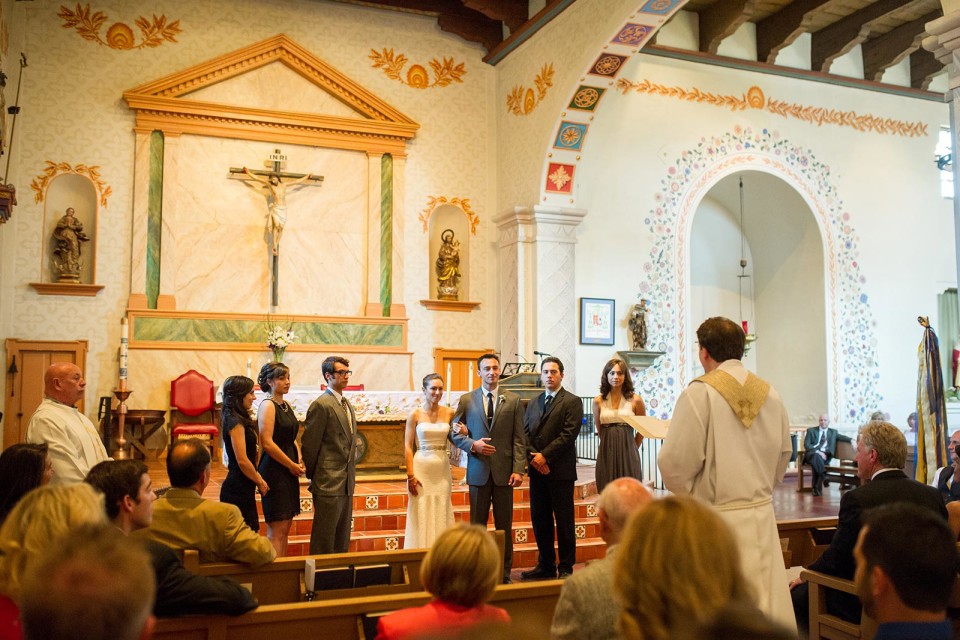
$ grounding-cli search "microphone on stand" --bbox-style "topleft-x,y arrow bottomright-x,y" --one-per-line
533,351 -> 551,357
515,353 -> 529,362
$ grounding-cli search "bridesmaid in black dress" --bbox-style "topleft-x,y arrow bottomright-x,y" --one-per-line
257,362 -> 304,556
219,375 -> 269,532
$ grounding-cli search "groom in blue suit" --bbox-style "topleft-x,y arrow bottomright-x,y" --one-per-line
451,353 -> 527,583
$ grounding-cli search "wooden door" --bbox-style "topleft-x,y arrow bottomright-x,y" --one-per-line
3,340 -> 88,449
433,348 -> 493,392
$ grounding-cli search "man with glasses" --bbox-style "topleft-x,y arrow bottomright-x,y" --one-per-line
303,356 -> 358,554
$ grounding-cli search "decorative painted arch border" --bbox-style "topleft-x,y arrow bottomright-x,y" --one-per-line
633,127 -> 881,426
30,161 -> 112,206
419,196 -> 480,235
540,0 -> 688,205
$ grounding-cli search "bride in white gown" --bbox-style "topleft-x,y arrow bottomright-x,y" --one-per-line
403,373 -> 456,549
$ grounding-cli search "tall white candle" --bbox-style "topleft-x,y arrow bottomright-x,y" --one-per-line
446,362 -> 452,393
467,362 -> 474,391
246,357 -> 252,380
119,317 -> 128,381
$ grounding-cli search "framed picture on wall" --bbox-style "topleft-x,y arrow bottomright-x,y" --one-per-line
580,297 -> 615,345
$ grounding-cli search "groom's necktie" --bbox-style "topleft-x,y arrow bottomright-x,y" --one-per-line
486,392 -> 494,428
341,397 -> 354,433
544,394 -> 554,413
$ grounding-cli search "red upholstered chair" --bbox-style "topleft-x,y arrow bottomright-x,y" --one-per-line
169,370 -> 219,458
320,384 -> 365,391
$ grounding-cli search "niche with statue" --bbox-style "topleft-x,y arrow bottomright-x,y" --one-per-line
30,172 -> 104,296
420,203 -> 479,312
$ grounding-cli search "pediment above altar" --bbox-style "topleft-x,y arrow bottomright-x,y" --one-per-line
123,34 -> 418,154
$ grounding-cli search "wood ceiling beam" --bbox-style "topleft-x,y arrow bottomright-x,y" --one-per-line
756,0 -> 832,64
910,47 -> 944,90
437,12 -> 503,52
862,11 -> 941,81
699,0 -> 762,55
461,0 -> 527,33
811,0 -> 905,73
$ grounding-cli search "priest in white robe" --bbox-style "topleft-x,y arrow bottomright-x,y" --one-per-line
26,363 -> 109,484
658,317 -> 795,633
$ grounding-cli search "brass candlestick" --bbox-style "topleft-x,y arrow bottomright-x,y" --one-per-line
113,381 -> 132,460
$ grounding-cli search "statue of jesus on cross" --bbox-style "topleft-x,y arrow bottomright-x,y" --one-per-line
231,150 -> 323,305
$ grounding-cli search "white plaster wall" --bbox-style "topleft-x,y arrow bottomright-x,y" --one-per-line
5,0 -> 497,423
569,51 -> 953,429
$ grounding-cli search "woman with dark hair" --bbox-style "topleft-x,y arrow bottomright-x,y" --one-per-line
593,358 -> 646,492
402,373 -> 456,549
0,444 -> 53,524
220,375 -> 268,532
257,362 -> 303,556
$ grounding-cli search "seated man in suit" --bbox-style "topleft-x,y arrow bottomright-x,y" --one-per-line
854,503 -> 955,640
790,421 -> 947,633
21,527 -> 155,640
132,439 -> 275,568
803,413 -> 853,496
550,477 -> 652,640
86,459 -> 258,617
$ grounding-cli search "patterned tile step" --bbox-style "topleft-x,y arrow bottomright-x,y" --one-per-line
283,534 -> 609,568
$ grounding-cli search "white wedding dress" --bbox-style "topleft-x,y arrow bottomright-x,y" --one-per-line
403,422 -> 455,549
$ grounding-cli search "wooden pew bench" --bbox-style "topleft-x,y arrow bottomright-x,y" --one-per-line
797,440 -> 859,493
182,530 -> 505,606
152,580 -> 564,640
776,517 -> 838,568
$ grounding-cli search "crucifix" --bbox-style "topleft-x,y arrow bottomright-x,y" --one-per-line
230,149 -> 323,306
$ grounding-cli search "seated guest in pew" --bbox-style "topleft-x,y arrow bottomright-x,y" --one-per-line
0,443 -> 53,524
790,421 -> 948,634
86,459 -> 258,617
614,495 -> 789,640
0,484 -> 108,639
132,439 -> 276,568
853,504 -> 956,640
20,526 -> 155,640
803,413 -> 853,496
550,477 -> 652,640
680,602 -> 797,640
932,430 -> 960,538
375,524 -> 510,640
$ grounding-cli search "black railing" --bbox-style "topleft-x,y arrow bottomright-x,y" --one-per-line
576,396 -> 664,489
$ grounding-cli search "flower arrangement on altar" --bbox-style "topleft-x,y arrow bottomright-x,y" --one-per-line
265,324 -> 297,362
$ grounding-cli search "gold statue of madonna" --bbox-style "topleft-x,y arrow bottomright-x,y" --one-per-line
435,229 -> 461,301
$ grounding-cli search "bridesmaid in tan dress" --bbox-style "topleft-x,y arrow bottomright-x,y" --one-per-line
593,358 -> 646,492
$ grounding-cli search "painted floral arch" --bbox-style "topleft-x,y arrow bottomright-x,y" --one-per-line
635,127 -> 881,425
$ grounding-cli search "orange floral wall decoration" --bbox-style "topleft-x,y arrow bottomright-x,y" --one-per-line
58,3 -> 181,50
419,196 -> 479,234
506,63 -> 554,116
31,161 -> 111,206
369,48 -> 465,89
616,79 -> 927,137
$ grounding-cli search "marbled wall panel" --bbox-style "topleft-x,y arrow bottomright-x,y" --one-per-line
182,61 -> 360,118
171,135 -> 366,315
127,349 -> 413,413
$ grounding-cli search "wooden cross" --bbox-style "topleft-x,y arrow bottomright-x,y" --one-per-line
230,149 -> 323,306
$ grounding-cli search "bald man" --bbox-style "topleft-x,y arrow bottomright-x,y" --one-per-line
550,477 -> 653,640
26,363 -> 109,484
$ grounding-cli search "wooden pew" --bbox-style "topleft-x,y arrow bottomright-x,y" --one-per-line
776,517 -> 838,567
801,569 -> 877,640
797,440 -> 860,493
182,530 -> 506,606
152,580 -> 563,640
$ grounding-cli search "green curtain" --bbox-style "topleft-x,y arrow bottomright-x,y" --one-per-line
938,288 -> 959,391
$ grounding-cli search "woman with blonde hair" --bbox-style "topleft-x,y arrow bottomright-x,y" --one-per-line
0,483 -> 108,638
376,524 -> 509,639
614,495 -> 752,640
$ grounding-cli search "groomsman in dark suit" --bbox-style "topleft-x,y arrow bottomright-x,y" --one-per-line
803,413 -> 852,496
302,356 -> 358,554
521,357 -> 583,580
451,353 -> 527,583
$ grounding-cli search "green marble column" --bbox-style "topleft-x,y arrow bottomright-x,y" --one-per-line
380,154 -> 393,317
146,131 -> 164,310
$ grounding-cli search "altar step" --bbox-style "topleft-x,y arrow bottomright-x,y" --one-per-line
266,477 -> 607,568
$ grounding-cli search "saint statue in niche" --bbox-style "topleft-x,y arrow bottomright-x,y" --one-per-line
435,229 -> 461,301
52,207 -> 89,283
629,298 -> 649,351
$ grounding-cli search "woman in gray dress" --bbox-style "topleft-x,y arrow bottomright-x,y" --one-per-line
593,358 -> 646,492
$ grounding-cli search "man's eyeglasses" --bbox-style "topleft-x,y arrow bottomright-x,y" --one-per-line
333,369 -> 352,377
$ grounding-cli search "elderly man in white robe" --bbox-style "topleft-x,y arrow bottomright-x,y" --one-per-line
26,362 -> 109,484
658,316 -> 795,633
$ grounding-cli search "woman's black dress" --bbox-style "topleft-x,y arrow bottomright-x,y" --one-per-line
258,400 -> 302,522
220,414 -> 259,532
